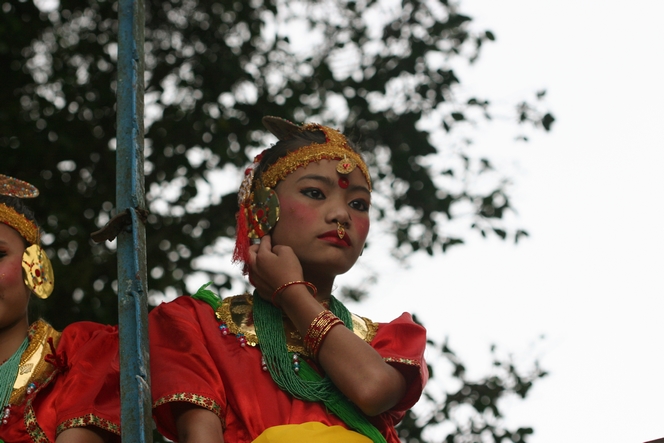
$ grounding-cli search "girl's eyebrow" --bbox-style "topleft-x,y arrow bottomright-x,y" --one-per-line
296,174 -> 334,186
296,174 -> 371,196
349,184 -> 371,196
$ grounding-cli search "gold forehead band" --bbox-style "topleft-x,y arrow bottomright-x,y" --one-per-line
0,203 -> 39,245
259,123 -> 372,191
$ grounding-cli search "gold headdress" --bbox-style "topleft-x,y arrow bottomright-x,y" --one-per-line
232,117 -> 372,269
260,122 -> 371,191
0,174 -> 54,299
0,175 -> 39,244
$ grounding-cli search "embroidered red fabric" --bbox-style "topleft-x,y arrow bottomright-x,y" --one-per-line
0,322 -> 121,442
148,296 -> 428,443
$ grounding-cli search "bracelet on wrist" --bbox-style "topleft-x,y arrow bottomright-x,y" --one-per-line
303,310 -> 343,358
271,280 -> 318,306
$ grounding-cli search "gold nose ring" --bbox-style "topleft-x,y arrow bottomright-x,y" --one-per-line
336,222 -> 346,239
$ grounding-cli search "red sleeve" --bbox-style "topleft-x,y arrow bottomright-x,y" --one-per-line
371,312 -> 428,420
149,296 -> 226,441
52,322 -> 122,438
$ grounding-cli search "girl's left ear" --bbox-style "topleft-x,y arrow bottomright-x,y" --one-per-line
22,245 -> 54,299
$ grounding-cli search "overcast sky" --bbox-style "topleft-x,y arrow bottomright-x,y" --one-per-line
181,1 -> 663,441
340,1 -> 664,442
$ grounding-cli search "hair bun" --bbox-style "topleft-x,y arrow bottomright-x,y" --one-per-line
261,116 -> 306,141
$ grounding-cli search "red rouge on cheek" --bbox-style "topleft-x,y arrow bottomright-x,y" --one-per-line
354,218 -> 370,239
285,199 -> 318,223
0,262 -> 22,286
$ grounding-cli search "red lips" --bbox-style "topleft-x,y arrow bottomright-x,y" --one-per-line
318,230 -> 352,247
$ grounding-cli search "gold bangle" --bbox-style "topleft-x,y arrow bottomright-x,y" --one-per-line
271,280 -> 317,306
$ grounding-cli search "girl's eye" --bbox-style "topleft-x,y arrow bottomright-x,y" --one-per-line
301,188 -> 325,200
349,199 -> 369,212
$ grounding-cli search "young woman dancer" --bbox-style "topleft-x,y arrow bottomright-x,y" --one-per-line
149,117 -> 428,443
0,175 -> 120,442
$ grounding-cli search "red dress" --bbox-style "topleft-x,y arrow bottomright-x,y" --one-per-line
149,294 -> 428,443
0,320 -> 121,443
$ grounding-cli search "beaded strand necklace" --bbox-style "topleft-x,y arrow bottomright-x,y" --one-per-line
252,293 -> 387,443
0,338 -> 29,409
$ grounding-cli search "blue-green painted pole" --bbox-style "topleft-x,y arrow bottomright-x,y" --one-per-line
116,0 -> 151,439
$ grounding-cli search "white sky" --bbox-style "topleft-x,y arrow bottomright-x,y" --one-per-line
26,0 -> 658,438
339,1 -> 664,442
181,1 -> 664,441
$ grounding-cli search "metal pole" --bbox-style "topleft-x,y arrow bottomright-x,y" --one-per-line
116,0 -> 151,439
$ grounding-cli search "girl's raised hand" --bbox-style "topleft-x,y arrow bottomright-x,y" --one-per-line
247,235 -> 303,302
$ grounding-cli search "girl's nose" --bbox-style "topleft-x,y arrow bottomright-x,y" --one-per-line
327,199 -> 351,227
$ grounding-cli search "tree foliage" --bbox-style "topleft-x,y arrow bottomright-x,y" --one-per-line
2,0 -> 551,440
2,0 -> 553,325
397,336 -> 547,443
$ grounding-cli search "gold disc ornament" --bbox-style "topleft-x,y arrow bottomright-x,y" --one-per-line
22,244 -> 55,299
247,187 -> 280,239
336,156 -> 357,175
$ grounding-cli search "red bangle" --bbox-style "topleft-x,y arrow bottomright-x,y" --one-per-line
303,310 -> 343,358
271,280 -> 317,306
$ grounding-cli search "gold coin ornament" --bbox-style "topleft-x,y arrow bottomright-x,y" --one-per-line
336,156 -> 357,175
22,244 -> 54,299
247,187 -> 280,239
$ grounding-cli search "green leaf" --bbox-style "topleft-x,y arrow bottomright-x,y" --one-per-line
542,112 -> 555,131
493,228 -> 507,239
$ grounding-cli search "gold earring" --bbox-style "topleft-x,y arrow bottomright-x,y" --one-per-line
247,187 -> 280,239
22,244 -> 54,299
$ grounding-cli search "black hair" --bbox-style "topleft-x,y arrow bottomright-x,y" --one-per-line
0,195 -> 37,221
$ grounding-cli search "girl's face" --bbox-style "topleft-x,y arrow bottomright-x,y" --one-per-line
270,159 -> 371,280
0,223 -> 31,332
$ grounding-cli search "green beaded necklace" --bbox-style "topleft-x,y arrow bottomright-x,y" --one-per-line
253,292 -> 387,443
0,337 -> 30,409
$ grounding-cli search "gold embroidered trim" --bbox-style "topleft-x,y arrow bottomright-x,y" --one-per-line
56,414 -> 121,435
384,357 -> 421,367
23,367 -> 60,443
0,203 -> 39,245
16,322 -> 120,442
20,320 -> 55,364
10,320 -> 61,406
216,294 -> 378,358
260,123 -> 372,191
354,314 -> 378,344
153,393 -> 224,427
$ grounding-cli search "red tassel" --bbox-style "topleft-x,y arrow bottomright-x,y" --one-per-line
232,205 -> 250,269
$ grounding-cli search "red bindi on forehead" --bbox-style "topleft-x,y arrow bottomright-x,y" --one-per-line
338,176 -> 349,189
